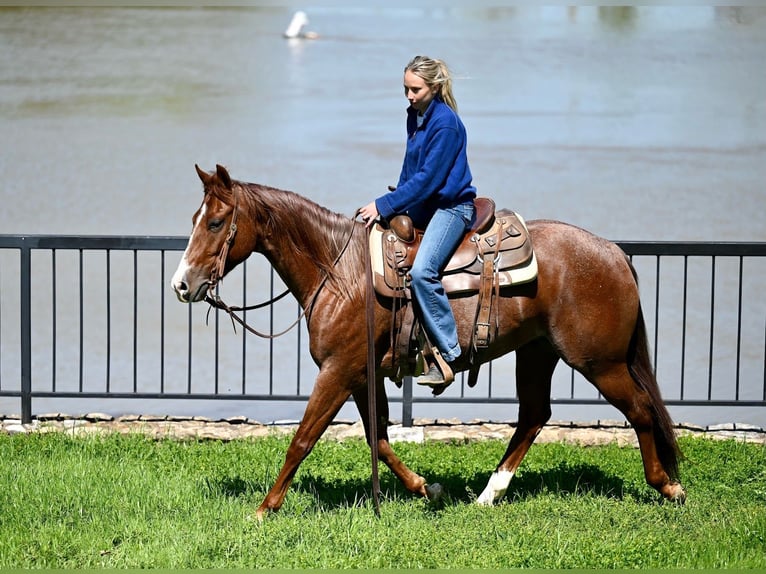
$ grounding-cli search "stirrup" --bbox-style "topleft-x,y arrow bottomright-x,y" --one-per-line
417,365 -> 447,386
413,326 -> 455,387
431,346 -> 455,385
416,348 -> 454,388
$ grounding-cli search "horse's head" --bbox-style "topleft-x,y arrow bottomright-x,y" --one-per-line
171,164 -> 250,303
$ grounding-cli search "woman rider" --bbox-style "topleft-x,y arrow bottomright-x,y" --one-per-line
359,55 -> 476,387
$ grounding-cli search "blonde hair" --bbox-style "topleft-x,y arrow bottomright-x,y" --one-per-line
405,55 -> 457,112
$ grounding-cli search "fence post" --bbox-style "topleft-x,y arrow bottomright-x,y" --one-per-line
402,375 -> 413,427
20,241 -> 32,424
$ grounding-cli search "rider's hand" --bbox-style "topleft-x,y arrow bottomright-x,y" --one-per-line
359,201 -> 379,228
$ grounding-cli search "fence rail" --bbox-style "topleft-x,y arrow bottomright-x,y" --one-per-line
1,235 -> 765,426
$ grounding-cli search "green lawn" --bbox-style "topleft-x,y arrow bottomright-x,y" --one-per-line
0,432 -> 763,568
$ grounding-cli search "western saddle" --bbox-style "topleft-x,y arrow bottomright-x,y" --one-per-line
369,197 -> 538,387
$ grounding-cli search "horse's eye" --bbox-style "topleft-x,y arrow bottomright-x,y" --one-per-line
208,219 -> 224,232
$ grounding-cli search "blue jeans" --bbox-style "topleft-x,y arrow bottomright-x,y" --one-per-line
410,202 -> 475,363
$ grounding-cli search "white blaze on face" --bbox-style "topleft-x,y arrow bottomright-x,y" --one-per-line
171,202 -> 207,296
476,469 -> 514,506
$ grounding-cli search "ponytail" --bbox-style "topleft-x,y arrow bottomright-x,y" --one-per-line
405,55 -> 458,112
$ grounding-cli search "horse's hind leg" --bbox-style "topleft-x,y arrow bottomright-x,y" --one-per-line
352,380 -> 428,499
476,339 -> 559,505
590,363 -> 685,502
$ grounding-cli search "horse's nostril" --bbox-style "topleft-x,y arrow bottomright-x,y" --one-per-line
173,279 -> 191,302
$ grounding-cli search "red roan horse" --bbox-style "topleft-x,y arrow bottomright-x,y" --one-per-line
172,165 -> 685,518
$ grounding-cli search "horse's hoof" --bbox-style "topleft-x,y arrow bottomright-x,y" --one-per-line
666,483 -> 686,505
425,482 -> 444,503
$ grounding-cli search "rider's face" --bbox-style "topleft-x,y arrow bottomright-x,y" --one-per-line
403,70 -> 437,114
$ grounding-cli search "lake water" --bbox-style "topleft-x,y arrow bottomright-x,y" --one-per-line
1,6 -> 765,426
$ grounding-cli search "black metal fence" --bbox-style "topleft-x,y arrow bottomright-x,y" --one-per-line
1,235 -> 765,426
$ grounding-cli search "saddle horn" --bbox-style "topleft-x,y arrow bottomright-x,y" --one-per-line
389,215 -> 416,243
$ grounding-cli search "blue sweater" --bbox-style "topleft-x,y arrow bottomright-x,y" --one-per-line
375,97 -> 476,229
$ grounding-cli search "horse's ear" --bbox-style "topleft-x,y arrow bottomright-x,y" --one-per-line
216,164 -> 233,190
195,164 -> 213,187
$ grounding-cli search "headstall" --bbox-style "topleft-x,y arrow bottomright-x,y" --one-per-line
203,187 -> 356,340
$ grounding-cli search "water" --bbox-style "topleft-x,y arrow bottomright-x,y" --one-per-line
1,6 -> 765,426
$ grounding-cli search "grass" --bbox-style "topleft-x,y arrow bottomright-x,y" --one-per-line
0,431 -> 764,568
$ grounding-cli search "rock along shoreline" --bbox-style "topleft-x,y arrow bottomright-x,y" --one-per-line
2,413 -> 764,446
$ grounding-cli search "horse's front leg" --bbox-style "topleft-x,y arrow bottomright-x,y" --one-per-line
352,380 -> 428,499
256,368 -> 354,519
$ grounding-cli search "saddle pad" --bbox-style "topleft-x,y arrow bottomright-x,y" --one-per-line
369,222 -> 394,294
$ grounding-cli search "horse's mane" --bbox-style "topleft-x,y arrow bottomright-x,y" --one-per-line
237,181 -> 367,298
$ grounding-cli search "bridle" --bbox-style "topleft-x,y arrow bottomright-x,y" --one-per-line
202,185 -> 354,340
207,191 -> 239,293
200,188 -> 288,337
202,186 -> 310,338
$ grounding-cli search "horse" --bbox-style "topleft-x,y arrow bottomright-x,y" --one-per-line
171,164 -> 686,518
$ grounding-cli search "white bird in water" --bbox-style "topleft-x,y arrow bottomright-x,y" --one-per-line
283,11 -> 319,40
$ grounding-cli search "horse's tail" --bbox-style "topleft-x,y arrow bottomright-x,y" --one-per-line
626,262 -> 682,480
